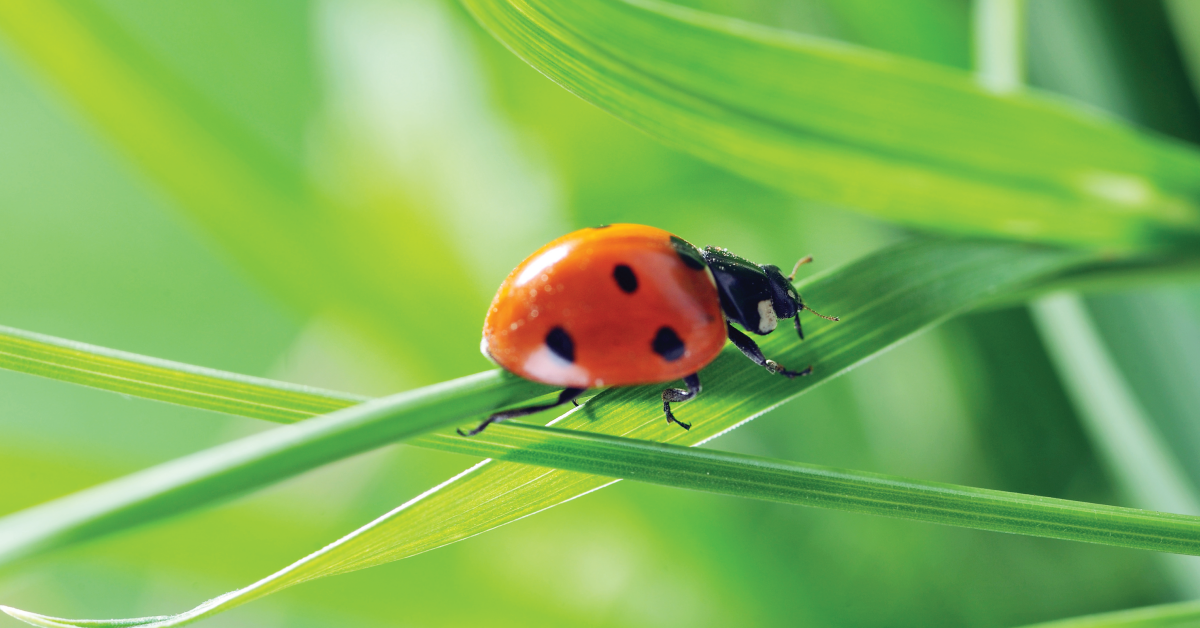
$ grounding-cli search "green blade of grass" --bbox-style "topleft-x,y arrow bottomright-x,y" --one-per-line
0,370 -> 552,567
1017,599 -> 1200,627
8,423 -> 1200,628
460,0 -> 1200,249
0,325 -> 366,422
1,250 -> 1194,430
0,238 -> 1104,626
446,421 -> 1200,556
1020,0 -> 1200,597
1032,293 -> 1200,592
0,240 -> 1192,571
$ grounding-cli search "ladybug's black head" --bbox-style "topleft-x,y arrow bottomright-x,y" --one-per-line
760,264 -> 802,320
697,246 -> 835,339
700,247 -> 795,336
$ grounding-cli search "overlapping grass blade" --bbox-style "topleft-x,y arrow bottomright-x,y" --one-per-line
0,325 -> 364,422
0,238 -> 1103,626
460,0 -> 1200,248
8,422 -> 1200,628
0,370 -> 552,566
1017,599 -> 1200,627
3,249 -> 1195,433
443,422 -> 1200,556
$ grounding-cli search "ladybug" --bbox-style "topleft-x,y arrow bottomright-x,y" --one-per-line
461,224 -> 837,436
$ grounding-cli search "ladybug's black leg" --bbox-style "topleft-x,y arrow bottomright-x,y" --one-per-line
458,387 -> 586,437
726,322 -> 811,379
794,315 -> 804,341
661,373 -> 701,430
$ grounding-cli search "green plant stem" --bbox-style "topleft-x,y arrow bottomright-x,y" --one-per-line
0,370 -> 552,565
0,325 -> 365,422
7,421 -> 1200,627
1017,599 -> 1200,627
445,422 -> 1200,556
1031,294 -> 1200,593
0,238 -> 1145,571
459,0 -> 1200,248
974,0 -> 1024,93
0,237 -> 1186,628
1015,0 -> 1200,597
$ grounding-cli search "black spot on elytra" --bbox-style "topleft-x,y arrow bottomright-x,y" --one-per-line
652,326 -> 686,362
670,236 -> 706,270
546,327 -> 575,363
613,264 -> 638,293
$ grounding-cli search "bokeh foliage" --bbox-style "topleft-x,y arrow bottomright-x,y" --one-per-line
1,0 -> 1199,627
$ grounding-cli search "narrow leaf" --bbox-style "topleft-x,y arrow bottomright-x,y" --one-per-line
0,238 -> 1096,626
4,250 -> 1195,431
0,370 -> 551,565
0,325 -> 364,422
3,242 -> 1195,570
446,422 -> 1200,557
460,0 -> 1200,248
9,421 -> 1200,628
1016,599 -> 1200,627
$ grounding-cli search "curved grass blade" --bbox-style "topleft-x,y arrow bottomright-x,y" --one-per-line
1017,599 -> 1200,627
1022,0 -> 1200,597
8,424 -> 1200,628
0,251 -> 1195,430
0,325 -> 365,422
449,422 -> 1200,556
0,370 -> 552,566
460,0 -> 1200,249
1,242 -> 1194,568
0,238 -> 1095,626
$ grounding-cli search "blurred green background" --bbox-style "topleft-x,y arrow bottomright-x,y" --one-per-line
2,0 -> 1200,626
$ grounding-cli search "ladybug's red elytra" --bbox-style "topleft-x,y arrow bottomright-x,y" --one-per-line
461,224 -> 837,436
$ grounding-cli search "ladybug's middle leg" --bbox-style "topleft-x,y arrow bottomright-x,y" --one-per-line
458,387 -> 586,436
661,373 -> 701,430
726,322 -> 811,378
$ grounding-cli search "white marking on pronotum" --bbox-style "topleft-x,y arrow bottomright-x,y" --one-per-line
757,299 -> 778,333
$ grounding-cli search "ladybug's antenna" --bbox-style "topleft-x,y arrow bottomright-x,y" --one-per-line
787,255 -> 813,281
787,254 -> 838,321
802,304 -> 840,322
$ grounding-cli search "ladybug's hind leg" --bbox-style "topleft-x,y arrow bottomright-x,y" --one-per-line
458,387 -> 586,436
661,373 -> 701,430
726,322 -> 811,378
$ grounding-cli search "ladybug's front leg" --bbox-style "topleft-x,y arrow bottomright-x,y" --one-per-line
661,373 -> 701,430
726,322 -> 811,378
